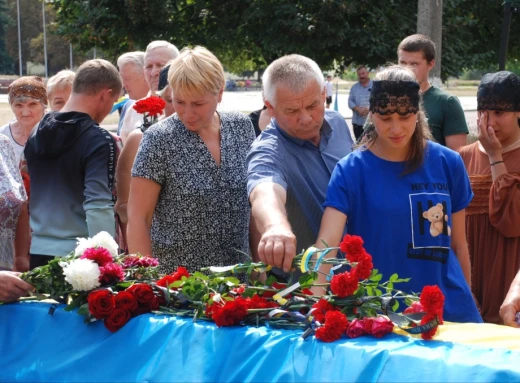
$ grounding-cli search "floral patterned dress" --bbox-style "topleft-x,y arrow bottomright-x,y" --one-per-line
132,111 -> 255,274
0,134 -> 27,270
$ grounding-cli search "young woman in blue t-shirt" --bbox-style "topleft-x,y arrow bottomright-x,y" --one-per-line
314,65 -> 482,323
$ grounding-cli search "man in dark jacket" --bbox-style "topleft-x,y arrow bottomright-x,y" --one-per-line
25,59 -> 122,268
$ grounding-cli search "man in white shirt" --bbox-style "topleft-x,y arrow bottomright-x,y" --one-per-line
325,75 -> 333,109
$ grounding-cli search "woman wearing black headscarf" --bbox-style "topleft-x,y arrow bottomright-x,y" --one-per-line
458,71 -> 520,324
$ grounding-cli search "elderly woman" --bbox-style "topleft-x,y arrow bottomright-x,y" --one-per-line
46,70 -> 75,112
0,76 -> 47,164
458,71 -> 520,324
127,46 -> 255,273
0,134 -> 29,272
315,65 -> 481,323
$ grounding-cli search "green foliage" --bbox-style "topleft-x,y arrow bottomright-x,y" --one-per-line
0,0 -> 14,73
43,0 -> 520,80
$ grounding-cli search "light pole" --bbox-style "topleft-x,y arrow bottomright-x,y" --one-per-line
70,43 -> 73,69
16,0 -> 22,75
42,0 -> 48,78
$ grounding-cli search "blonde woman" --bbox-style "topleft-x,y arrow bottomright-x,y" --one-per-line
127,46 -> 255,273
46,70 -> 75,111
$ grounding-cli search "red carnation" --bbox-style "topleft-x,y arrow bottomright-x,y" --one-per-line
249,294 -> 279,309
315,311 -> 349,342
231,286 -> 245,296
353,252 -> 373,280
420,285 -> 445,321
330,271 -> 359,298
262,282 -> 289,298
211,297 -> 250,327
311,299 -> 340,323
99,262 -> 125,285
420,313 -> 439,340
369,317 -> 394,338
115,291 -> 139,313
346,318 -> 367,338
302,288 -> 313,296
122,255 -> 159,268
104,308 -> 131,332
81,246 -> 113,266
157,266 -> 190,288
339,234 -> 366,262
133,96 -> 166,117
87,289 -> 115,319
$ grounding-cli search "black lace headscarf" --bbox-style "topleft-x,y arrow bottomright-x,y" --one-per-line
369,80 -> 420,115
477,71 -> 520,112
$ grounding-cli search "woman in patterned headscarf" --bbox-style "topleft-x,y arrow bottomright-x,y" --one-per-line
0,76 -> 47,164
458,71 -> 520,324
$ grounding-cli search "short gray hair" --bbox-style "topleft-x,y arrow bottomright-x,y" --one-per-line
145,40 -> 180,58
117,51 -> 145,71
262,54 -> 324,105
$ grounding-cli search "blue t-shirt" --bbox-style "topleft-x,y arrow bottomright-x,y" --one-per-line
324,141 -> 482,323
247,110 -> 354,252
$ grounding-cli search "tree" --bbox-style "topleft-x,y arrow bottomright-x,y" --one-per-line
48,0 -> 520,79
0,0 -> 14,74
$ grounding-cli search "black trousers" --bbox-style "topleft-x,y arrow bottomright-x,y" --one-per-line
352,123 -> 364,141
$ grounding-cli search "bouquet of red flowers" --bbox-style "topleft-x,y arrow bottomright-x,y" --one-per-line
132,95 -> 166,132
20,233 -> 444,340
20,232 -> 163,332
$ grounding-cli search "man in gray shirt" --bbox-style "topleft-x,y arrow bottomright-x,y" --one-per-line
348,65 -> 372,140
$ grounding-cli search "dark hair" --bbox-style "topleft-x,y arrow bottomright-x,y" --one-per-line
397,34 -> 436,63
356,65 -> 367,72
73,59 -> 122,95
357,65 -> 432,175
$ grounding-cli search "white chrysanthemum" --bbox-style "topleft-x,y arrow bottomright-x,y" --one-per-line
61,259 -> 101,291
75,231 -> 119,257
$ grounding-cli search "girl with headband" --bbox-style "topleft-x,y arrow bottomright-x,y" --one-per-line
458,71 -> 520,325
313,65 -> 481,323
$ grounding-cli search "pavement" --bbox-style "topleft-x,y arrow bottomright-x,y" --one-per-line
0,91 -> 479,136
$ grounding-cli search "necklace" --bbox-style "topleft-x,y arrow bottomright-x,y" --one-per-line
502,135 -> 520,152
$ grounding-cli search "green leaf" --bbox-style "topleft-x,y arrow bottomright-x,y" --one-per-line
242,288 -> 257,298
64,293 -> 86,312
370,273 -> 383,282
298,273 -> 315,288
265,275 -> 278,287
389,273 -> 398,282
77,303 -> 90,316
395,278 -> 411,283
193,272 -> 209,280
391,300 -> 400,312
375,288 -> 382,297
386,282 -> 394,292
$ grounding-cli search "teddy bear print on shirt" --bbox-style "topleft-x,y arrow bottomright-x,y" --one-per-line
422,203 -> 451,237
